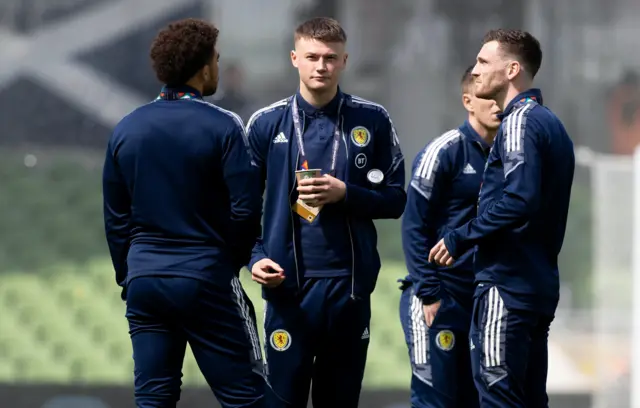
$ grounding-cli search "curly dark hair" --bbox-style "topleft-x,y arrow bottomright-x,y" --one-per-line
150,18 -> 219,86
483,29 -> 542,79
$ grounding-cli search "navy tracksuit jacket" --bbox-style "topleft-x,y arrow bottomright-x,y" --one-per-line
399,121 -> 489,407
102,85 -> 265,408
103,88 -> 262,286
246,90 -> 406,300
246,89 -> 406,407
444,89 -> 575,407
444,89 -> 574,315
401,120 -> 491,315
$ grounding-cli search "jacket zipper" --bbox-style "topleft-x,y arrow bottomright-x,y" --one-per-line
288,111 -> 303,291
347,218 -> 356,299
342,115 -> 356,300
476,141 -> 489,213
477,141 -> 489,159
341,115 -> 348,159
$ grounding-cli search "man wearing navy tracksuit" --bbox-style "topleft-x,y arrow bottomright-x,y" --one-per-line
246,17 -> 406,408
399,66 -> 502,408
430,30 -> 575,407
103,19 -> 265,407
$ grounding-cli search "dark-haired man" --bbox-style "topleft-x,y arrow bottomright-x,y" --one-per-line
102,18 -> 265,408
399,65 -> 501,408
429,29 -> 575,407
246,17 -> 406,408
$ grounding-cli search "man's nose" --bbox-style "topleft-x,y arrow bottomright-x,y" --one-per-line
315,59 -> 328,71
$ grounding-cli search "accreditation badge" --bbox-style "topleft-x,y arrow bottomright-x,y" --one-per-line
293,169 -> 323,223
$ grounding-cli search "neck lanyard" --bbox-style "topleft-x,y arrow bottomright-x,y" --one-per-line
291,94 -> 344,174
156,91 -> 199,101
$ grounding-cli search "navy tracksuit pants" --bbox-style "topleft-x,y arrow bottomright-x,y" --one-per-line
470,284 -> 553,408
399,284 -> 478,408
125,275 -> 266,408
263,277 -> 371,408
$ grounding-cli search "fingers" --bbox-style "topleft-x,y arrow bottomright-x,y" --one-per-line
264,275 -> 285,288
252,267 -> 284,280
252,277 -> 284,288
297,177 -> 330,199
425,311 -> 434,328
298,193 -> 326,207
297,184 -> 328,195
252,275 -> 285,288
428,242 -> 442,263
297,187 -> 326,207
445,256 -> 454,267
251,269 -> 270,281
423,303 -> 440,328
297,176 -> 337,207
298,177 -> 329,187
434,247 -> 448,265
251,270 -> 285,287
251,274 -> 269,285
251,259 -> 285,287
297,193 -> 319,203
299,188 -> 333,207
261,259 -> 284,273
424,306 -> 434,328
428,241 -> 455,266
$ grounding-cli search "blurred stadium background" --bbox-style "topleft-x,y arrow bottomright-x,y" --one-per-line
0,0 -> 638,407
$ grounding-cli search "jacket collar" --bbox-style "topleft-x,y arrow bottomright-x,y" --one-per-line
498,88 -> 543,120
158,84 -> 202,100
460,120 -> 491,149
295,87 -> 343,117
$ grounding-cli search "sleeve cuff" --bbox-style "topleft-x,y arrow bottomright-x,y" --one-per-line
420,294 -> 441,305
248,255 -> 266,272
416,282 -> 441,305
444,231 -> 462,259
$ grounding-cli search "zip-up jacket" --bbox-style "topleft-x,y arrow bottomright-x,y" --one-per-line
401,121 -> 490,320
103,85 -> 262,290
443,89 -> 575,315
246,90 -> 406,301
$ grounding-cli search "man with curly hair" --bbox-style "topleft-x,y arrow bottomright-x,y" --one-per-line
102,18 -> 265,408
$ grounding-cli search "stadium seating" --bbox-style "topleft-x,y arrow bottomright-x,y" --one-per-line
0,259 -> 411,387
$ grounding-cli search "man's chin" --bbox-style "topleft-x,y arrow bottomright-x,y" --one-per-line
203,85 -> 217,97
475,90 -> 496,101
306,80 -> 334,91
